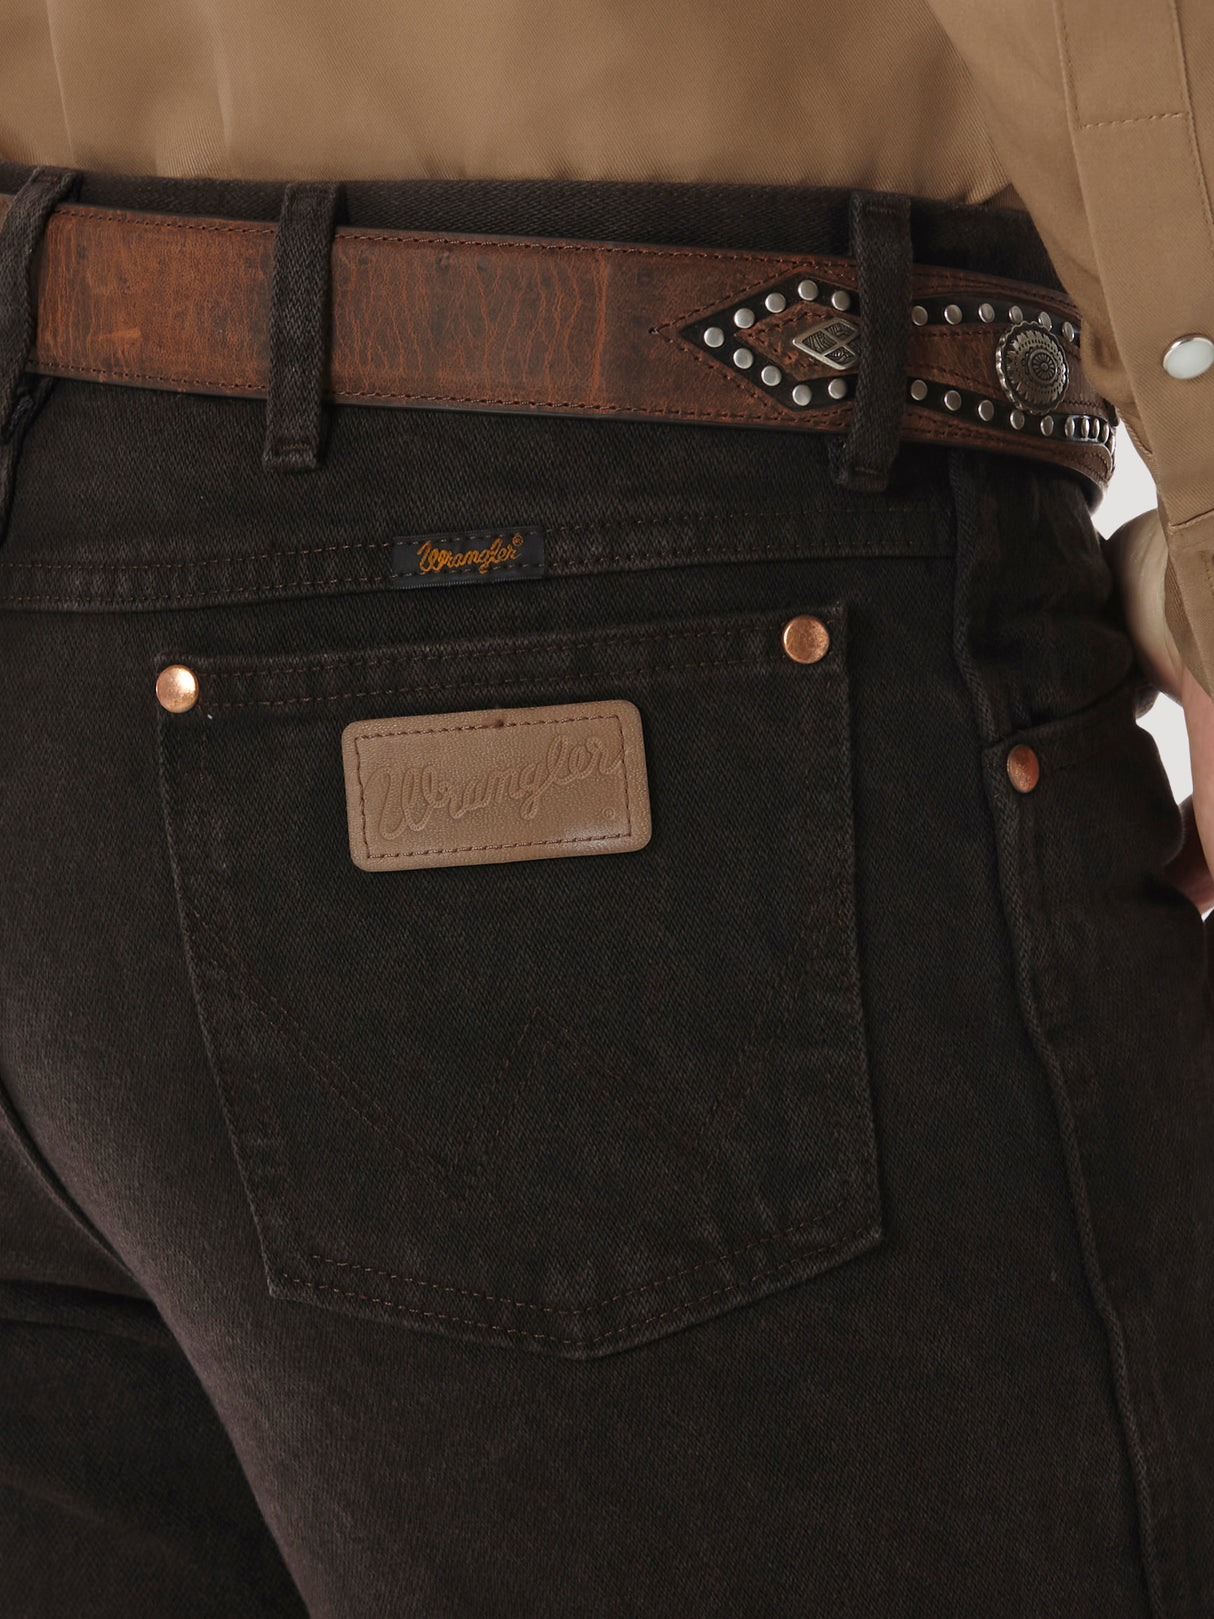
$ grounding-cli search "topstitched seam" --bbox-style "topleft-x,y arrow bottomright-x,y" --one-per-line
0,504 -> 926,572
202,615 -> 806,682
282,1222 -> 866,1345
209,654 -> 782,708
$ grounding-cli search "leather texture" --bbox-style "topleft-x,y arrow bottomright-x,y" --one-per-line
0,193 -> 1113,493
341,699 -> 651,871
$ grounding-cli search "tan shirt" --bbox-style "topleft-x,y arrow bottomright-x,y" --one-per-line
4,0 -> 1214,697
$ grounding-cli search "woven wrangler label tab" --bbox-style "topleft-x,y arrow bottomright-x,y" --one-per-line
390,528 -> 546,587
342,700 -> 651,871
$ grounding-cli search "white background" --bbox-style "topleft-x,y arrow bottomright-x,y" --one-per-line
1093,438 -> 1191,801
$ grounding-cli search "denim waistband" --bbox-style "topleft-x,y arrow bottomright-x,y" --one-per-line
0,165 -> 1086,613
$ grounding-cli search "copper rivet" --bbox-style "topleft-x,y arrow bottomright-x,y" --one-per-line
782,615 -> 830,664
1006,744 -> 1040,793
156,664 -> 199,712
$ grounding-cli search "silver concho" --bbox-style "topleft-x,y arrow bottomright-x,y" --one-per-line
995,323 -> 1069,413
790,316 -> 860,372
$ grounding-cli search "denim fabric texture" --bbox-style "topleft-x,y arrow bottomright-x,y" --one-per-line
0,165 -> 1212,1617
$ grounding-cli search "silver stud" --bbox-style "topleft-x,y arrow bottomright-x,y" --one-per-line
1064,415 -> 1077,439
797,278 -> 819,302
977,399 -> 995,421
1008,305 -> 1024,323
911,304 -> 929,326
704,326 -> 725,348
909,378 -> 928,401
1062,321 -> 1076,343
944,303 -> 963,325
1010,409 -> 1025,430
734,307 -> 756,329
978,302 -> 996,323
1083,415 -> 1093,437
1038,310 -> 1053,329
765,292 -> 787,314
760,365 -> 782,386
1162,334 -> 1214,379
791,384 -> 812,406
827,377 -> 848,399
944,389 -> 962,411
1096,419 -> 1107,442
831,290 -> 852,311
1040,415 -> 1055,435
733,348 -> 753,369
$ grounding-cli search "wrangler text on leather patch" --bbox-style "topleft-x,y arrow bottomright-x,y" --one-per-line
341,700 -> 651,871
390,528 -> 546,588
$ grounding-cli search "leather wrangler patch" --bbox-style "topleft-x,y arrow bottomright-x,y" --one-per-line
341,700 -> 651,871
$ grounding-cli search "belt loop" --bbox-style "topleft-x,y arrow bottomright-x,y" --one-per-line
263,180 -> 342,473
0,166 -> 80,435
0,165 -> 80,535
828,188 -> 913,494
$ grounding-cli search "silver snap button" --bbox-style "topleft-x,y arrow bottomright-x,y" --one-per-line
1162,334 -> 1214,379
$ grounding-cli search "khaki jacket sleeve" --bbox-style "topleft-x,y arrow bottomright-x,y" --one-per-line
927,0 -> 1214,700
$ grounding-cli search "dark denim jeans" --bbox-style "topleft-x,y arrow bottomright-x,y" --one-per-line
1,168 -> 1212,1618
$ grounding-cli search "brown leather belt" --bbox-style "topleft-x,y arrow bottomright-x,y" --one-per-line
0,192 -> 1116,493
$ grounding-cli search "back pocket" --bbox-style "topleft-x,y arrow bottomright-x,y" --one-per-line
157,600 -> 882,1357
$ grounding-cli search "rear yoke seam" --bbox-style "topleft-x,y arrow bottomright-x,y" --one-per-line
0,511 -> 932,582
0,503 -> 928,574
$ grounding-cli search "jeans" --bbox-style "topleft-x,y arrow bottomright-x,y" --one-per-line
1,165 -> 1212,1618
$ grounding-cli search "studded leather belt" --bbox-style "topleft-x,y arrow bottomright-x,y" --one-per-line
0,191 -> 1115,493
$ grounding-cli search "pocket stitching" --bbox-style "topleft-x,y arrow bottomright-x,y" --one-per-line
209,654 -> 787,710
278,1225 -> 875,1348
168,601 -> 878,1351
186,915 -> 866,1324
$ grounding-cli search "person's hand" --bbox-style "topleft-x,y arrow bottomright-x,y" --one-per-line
1103,506 -> 1214,914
